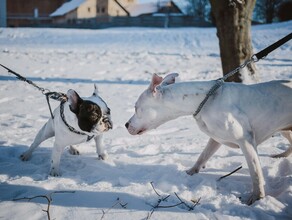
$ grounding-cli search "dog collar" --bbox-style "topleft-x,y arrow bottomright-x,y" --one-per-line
193,79 -> 224,118
60,101 -> 94,142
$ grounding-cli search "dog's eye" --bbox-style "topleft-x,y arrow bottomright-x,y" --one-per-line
107,108 -> 111,115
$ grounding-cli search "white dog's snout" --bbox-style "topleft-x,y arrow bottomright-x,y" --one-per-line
125,121 -> 136,135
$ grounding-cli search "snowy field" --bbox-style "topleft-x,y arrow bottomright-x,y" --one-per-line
0,21 -> 291,220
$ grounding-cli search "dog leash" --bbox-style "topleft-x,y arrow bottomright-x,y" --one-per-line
193,32 -> 292,118
0,63 -> 67,119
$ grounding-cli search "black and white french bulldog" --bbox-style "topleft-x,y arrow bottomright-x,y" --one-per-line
20,84 -> 112,176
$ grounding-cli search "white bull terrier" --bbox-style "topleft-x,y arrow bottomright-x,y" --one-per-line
21,85 -> 113,176
125,73 -> 292,205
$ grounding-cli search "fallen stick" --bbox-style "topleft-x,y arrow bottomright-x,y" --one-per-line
100,197 -> 127,220
217,165 -> 242,181
147,182 -> 201,219
174,192 -> 200,211
13,190 -> 75,220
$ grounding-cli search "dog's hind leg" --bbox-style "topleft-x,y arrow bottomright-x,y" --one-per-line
186,138 -> 221,175
238,130 -> 265,205
272,131 -> 292,158
20,120 -> 55,161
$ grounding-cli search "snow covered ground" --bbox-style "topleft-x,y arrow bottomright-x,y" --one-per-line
0,21 -> 291,220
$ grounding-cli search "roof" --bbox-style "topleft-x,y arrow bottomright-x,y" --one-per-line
172,0 -> 189,15
126,3 -> 158,17
126,1 -> 187,17
50,0 -> 188,18
50,0 -> 86,17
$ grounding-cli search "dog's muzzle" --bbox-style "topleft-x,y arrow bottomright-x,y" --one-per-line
102,116 -> 113,131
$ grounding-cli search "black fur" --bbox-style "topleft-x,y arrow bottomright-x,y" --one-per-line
77,100 -> 102,132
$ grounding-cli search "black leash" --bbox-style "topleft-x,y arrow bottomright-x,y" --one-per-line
45,92 -> 68,119
0,64 -> 95,140
1,32 -> 291,119
253,32 -> 292,60
193,32 -> 292,117
0,63 -> 67,119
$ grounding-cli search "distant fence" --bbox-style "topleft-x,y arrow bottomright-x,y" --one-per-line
13,15 -> 213,29
103,16 -> 213,28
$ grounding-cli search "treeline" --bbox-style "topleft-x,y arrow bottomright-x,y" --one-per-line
183,0 -> 292,23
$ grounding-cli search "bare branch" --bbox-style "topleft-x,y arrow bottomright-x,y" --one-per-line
147,182 -> 200,219
217,165 -> 242,181
100,197 -> 127,220
156,202 -> 184,209
174,192 -> 200,211
13,191 -> 75,220
147,182 -> 171,219
150,181 -> 161,197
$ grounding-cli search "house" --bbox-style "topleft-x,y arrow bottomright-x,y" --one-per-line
50,0 -> 137,24
126,0 -> 186,17
6,0 -> 65,27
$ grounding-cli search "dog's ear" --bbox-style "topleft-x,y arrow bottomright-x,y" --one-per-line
152,73 -> 179,97
67,89 -> 83,114
93,84 -> 99,96
161,73 -> 179,87
149,73 -> 163,92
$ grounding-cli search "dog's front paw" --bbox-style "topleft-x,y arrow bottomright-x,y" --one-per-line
98,153 -> 108,160
20,152 -> 31,161
246,193 -> 264,205
186,167 -> 200,176
68,146 -> 80,155
49,167 -> 60,177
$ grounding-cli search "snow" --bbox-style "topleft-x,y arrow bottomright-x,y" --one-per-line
0,21 -> 292,220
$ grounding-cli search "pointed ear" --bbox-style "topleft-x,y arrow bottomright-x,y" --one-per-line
67,89 -> 83,114
161,73 -> 179,86
149,73 -> 163,92
93,84 -> 99,96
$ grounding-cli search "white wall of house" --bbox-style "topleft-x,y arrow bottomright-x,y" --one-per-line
77,0 -> 97,18
108,0 -> 127,16
96,0 -> 137,16
52,0 -> 138,24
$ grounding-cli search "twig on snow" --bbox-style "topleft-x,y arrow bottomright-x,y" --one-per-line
146,182 -> 201,219
100,197 -> 128,220
150,181 -> 162,197
13,190 -> 75,220
217,165 -> 242,181
174,192 -> 201,211
147,182 -> 171,219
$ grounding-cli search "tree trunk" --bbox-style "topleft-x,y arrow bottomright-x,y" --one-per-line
209,0 -> 256,82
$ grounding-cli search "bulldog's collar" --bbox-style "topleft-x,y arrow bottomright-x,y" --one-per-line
60,101 -> 94,142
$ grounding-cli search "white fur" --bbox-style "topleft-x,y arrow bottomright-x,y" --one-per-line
126,73 -> 292,204
21,85 -> 112,176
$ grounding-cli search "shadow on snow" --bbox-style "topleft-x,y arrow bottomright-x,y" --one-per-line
0,75 -> 148,85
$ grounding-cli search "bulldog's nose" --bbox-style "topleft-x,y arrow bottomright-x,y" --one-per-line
108,122 -> 113,130
125,122 -> 129,129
